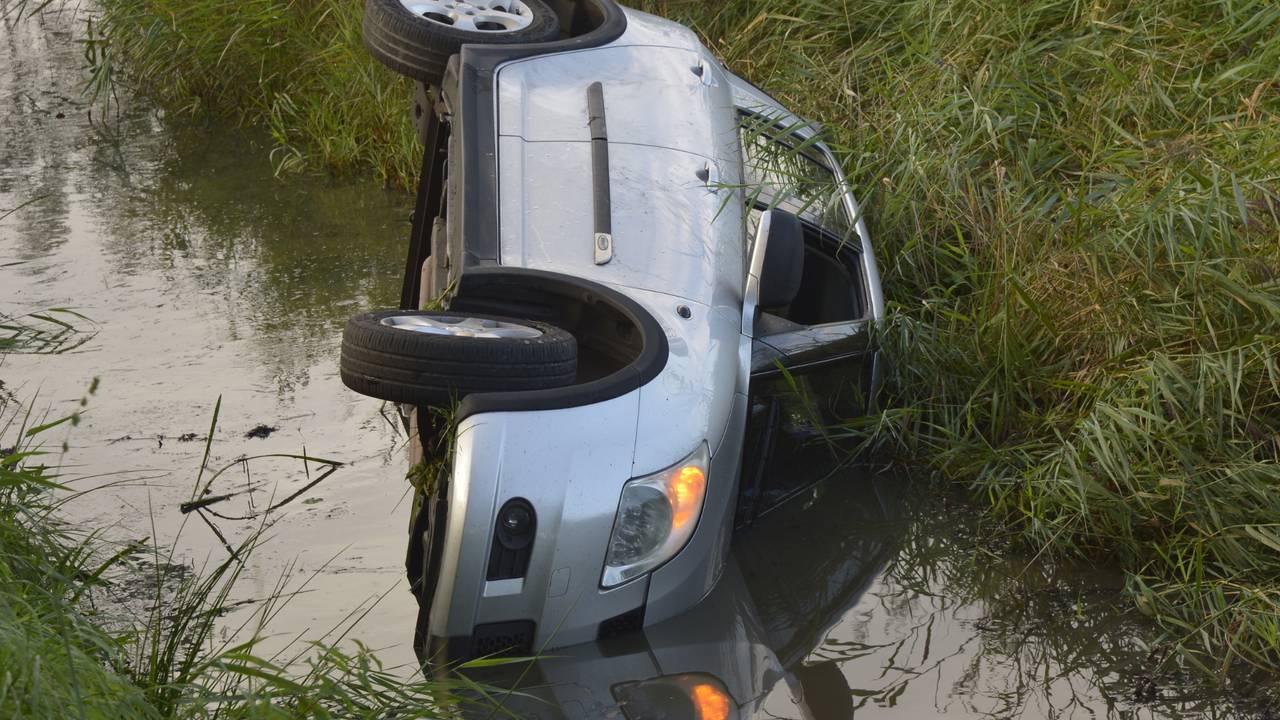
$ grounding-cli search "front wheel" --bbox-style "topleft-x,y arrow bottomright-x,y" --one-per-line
340,310 -> 578,405
363,0 -> 561,84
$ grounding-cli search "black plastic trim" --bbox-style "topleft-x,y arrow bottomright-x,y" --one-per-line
487,498 -> 536,581
402,107 -> 450,309
597,604 -> 646,642
449,266 -> 669,422
473,620 -> 535,658
427,620 -> 535,664
587,81 -> 612,237
453,1 -> 628,267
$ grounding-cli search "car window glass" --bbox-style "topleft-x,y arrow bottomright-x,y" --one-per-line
739,115 -> 853,243
740,113 -> 868,329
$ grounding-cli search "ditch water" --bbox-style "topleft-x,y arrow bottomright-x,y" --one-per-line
1,8 -> 1275,719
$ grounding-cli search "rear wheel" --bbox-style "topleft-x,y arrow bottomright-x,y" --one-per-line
341,310 -> 578,406
363,0 -> 561,84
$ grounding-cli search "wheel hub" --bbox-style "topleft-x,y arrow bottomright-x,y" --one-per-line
381,314 -> 544,340
399,0 -> 534,33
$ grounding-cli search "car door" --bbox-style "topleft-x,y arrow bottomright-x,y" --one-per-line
735,117 -> 878,527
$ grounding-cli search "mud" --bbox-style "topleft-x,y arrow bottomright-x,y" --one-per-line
244,424 -> 279,439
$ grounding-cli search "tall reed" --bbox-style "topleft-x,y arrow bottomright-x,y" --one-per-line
88,0 -> 420,189
634,0 -> 1280,670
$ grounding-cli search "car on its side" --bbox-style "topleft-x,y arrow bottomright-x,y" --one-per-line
339,0 -> 885,662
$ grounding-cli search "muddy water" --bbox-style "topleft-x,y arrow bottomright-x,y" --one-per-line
723,475 -> 1273,719
2,8 -> 1276,719
2,7 -> 420,668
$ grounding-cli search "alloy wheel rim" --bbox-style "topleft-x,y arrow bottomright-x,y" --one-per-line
398,0 -> 534,33
381,315 -> 544,339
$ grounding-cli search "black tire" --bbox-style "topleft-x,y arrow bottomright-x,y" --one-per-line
363,0 -> 561,84
341,310 -> 577,405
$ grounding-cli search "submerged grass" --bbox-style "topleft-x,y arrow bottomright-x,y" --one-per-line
78,0 -> 1280,675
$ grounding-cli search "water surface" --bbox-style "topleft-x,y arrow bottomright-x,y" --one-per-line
2,5 -> 420,668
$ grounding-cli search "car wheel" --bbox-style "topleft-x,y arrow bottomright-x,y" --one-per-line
341,310 -> 577,405
363,0 -> 561,84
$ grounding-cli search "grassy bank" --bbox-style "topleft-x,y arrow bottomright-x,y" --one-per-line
0,313 -> 474,718
88,0 -> 1280,672
0,442 -> 470,719
86,0 -> 420,189
633,0 -> 1279,671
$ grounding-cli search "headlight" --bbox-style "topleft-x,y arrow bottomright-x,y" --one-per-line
602,442 -> 710,588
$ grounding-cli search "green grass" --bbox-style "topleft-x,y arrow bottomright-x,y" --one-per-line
0,316 -> 155,718
0,318 -> 484,718
87,0 -> 421,189
86,0 -> 1280,674
628,0 -> 1280,672
0,453 -> 160,719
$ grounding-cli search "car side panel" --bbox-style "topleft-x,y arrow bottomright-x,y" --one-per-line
645,391 -> 747,626
497,44 -> 739,164
497,138 -> 743,310
626,287 -> 743,475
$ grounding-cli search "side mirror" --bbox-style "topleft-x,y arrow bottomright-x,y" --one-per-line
743,210 -> 806,336
759,210 -> 805,309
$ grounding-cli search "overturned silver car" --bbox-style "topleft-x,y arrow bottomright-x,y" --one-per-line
340,0 -> 885,662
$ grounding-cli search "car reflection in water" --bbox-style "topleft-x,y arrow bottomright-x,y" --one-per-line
445,467 -> 905,720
